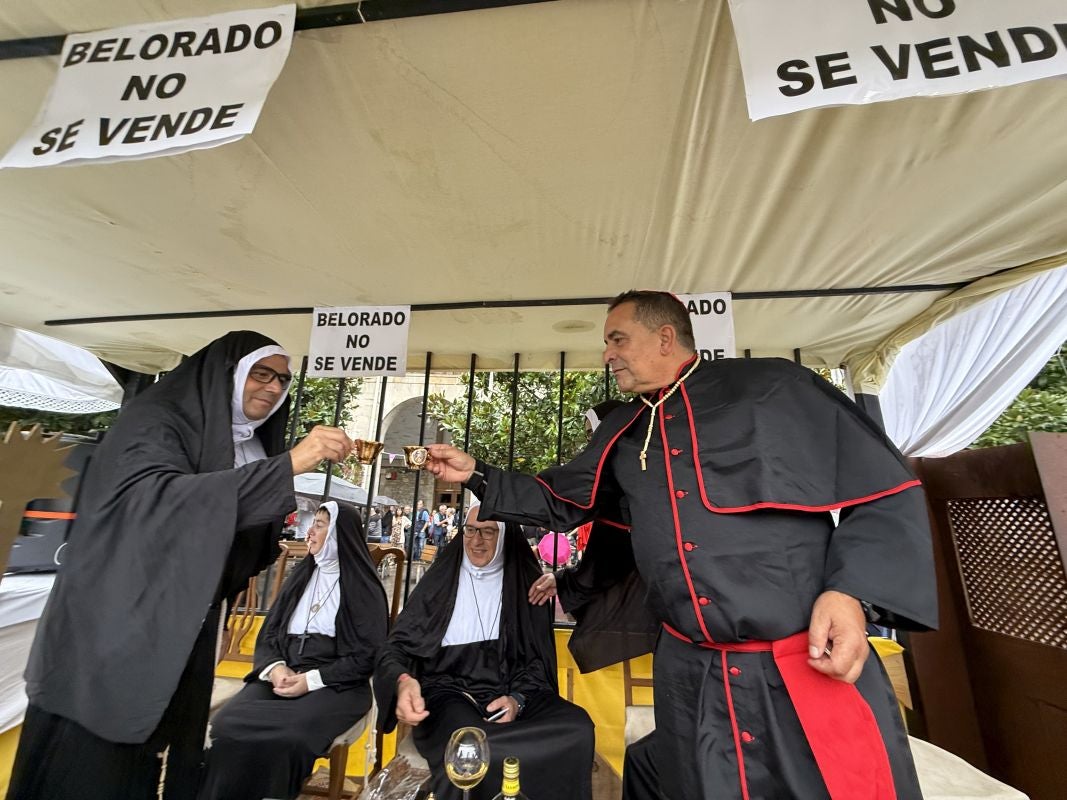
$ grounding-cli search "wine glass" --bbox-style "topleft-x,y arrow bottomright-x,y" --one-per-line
444,726 -> 490,800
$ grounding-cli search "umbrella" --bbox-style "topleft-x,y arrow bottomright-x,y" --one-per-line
373,494 -> 399,506
293,472 -> 368,504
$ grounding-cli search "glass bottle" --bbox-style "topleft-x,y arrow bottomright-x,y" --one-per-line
490,757 -> 528,799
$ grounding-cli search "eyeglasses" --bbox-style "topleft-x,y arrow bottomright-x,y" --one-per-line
248,365 -> 293,387
462,525 -> 499,540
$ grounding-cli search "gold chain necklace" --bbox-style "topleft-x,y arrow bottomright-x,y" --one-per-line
637,357 -> 701,471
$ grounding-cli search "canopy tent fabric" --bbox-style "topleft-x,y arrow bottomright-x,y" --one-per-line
0,324 -> 121,414
0,1 -> 1064,387
881,266 -> 1067,458
293,471 -> 368,505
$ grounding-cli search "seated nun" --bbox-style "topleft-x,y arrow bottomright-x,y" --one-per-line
199,501 -> 388,800
375,504 -> 595,800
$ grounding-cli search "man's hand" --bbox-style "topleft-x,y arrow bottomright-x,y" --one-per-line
267,663 -> 296,690
273,672 -> 310,698
289,426 -> 354,474
528,573 -> 557,606
425,444 -> 476,484
486,695 -> 518,724
396,675 -> 430,726
807,590 -> 869,684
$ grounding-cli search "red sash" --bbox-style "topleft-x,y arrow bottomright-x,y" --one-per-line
663,625 -> 896,800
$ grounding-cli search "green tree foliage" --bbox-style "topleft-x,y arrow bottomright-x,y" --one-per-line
972,343 -> 1067,448
426,371 -> 613,475
291,376 -> 362,481
0,407 -> 116,438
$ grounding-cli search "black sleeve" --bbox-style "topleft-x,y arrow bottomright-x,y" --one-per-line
249,604 -> 290,679
555,523 -> 638,614
823,486 -> 938,631
373,639 -> 420,734
476,464 -> 601,531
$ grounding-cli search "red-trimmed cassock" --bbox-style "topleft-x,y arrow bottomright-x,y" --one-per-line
466,355 -> 937,800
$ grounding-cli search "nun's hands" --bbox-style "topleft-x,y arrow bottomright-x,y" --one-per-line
528,573 -> 557,606
396,674 -> 430,725
425,444 -> 476,483
289,426 -> 354,474
486,696 -> 518,723
806,590 -> 869,684
274,672 -> 310,698
268,664 -> 296,690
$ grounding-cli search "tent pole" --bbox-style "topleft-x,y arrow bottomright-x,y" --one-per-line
456,354 -> 477,533
320,378 -> 347,502
507,353 -> 519,470
287,355 -> 309,448
404,353 -> 433,603
557,352 -> 566,466
363,376 -> 389,525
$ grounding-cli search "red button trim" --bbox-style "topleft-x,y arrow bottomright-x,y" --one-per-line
698,596 -> 710,607
683,542 -> 695,552
671,448 -> 683,456
741,731 -> 754,744
729,666 -> 741,676
675,489 -> 688,498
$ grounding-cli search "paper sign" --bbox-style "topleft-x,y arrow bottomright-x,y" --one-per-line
1,4 -> 295,168
308,306 -> 411,377
726,0 -> 1067,120
678,292 -> 736,360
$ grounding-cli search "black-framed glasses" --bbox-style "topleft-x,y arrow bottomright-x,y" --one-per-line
248,365 -> 293,387
463,525 -> 499,540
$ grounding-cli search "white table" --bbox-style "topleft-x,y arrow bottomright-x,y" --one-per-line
0,574 -> 54,733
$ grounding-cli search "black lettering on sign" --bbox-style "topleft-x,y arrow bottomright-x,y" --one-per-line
226,25 -> 252,53
816,52 -> 857,88
871,44 -> 911,80
916,38 -> 959,78
339,356 -> 399,371
314,356 -> 335,371
89,38 -> 118,63
121,73 -> 187,101
64,41 -> 90,67
346,334 -> 372,348
195,29 -> 222,56
867,0 -> 955,25
686,298 -> 728,315
959,32 -> 1010,72
777,59 -> 815,96
254,21 -> 283,49
168,31 -> 197,58
1009,27 -> 1057,63
31,119 -> 84,156
699,349 -> 727,361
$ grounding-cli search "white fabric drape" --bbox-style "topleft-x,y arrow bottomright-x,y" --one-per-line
881,266 -> 1067,458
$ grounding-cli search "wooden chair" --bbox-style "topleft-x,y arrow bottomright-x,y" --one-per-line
419,543 -> 437,565
622,658 -> 656,747
303,544 -> 406,800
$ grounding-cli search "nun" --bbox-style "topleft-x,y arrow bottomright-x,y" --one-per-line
375,505 -> 595,800
8,331 -> 355,800
199,501 -> 388,800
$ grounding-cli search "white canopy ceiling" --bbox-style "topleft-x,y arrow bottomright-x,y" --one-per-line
1,1 -> 1065,383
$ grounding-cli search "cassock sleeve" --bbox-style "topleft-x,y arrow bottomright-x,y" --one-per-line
250,594 -> 290,679
555,522 -> 638,614
373,640 -> 418,734
823,486 -> 939,631
318,613 -> 386,689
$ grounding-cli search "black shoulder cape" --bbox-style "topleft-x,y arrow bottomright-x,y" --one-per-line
373,525 -> 555,733
251,502 -> 388,686
26,331 -> 297,743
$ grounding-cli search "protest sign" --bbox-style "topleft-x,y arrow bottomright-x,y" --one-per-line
1,4 -> 295,167
308,306 -> 412,377
679,292 -> 736,360
727,0 -> 1067,120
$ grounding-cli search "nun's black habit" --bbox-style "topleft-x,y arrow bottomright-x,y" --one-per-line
375,524 -> 594,800
199,502 -> 388,800
8,331 -> 296,800
467,356 -> 938,800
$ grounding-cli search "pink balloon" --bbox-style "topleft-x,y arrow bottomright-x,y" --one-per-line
537,532 -> 572,566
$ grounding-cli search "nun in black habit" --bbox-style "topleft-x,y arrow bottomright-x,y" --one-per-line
375,505 -> 595,800
8,331 -> 355,800
199,501 -> 388,800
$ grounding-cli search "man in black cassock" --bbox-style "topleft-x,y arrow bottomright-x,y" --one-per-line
199,501 -> 388,800
374,505 -> 595,800
7,331 -> 355,800
426,291 -> 938,800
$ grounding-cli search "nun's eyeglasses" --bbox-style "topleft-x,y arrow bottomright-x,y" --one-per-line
463,525 -> 499,540
248,365 -> 293,387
